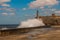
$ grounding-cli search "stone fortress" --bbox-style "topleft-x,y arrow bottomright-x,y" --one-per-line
35,10 -> 60,25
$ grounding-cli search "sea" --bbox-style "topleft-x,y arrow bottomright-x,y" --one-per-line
0,24 -> 19,30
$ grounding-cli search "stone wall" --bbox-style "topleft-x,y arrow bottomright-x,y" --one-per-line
40,16 -> 60,25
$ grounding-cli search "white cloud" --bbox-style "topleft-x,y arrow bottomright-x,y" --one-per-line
40,7 -> 44,9
51,9 -> 56,11
10,13 -> 15,16
2,13 -> 15,16
54,10 -> 60,13
6,8 -> 15,12
0,7 -> 15,13
29,0 -> 58,8
2,13 -> 8,16
46,8 -> 57,11
0,0 -> 11,7
1,4 -> 10,7
0,0 -> 15,16
22,8 -> 27,10
0,0 -> 10,3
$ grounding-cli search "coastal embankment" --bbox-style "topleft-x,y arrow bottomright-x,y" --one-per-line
0,27 -> 60,40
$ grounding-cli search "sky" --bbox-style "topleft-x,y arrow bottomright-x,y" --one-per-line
0,0 -> 60,24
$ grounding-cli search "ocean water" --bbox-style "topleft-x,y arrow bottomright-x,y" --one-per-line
0,24 -> 19,30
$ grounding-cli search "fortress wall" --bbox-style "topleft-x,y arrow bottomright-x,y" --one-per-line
40,16 -> 60,25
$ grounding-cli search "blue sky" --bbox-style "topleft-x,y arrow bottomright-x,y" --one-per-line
0,0 -> 60,24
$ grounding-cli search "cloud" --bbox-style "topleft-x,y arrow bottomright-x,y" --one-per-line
0,0 -> 11,7
10,13 -> 15,16
2,13 -> 8,16
54,10 -> 60,13
2,13 -> 15,16
0,7 -> 15,13
22,8 -> 27,10
29,0 -> 58,8
1,4 -> 10,7
40,7 -> 44,9
0,0 -> 16,16
6,8 -> 15,12
0,0 -> 10,3
53,10 -> 60,15
51,9 -> 57,11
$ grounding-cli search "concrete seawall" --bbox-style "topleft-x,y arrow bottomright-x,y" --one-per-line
0,26 -> 60,40
0,26 -> 50,36
0,25 -> 60,37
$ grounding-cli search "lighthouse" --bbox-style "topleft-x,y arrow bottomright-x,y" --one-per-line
35,10 -> 40,19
